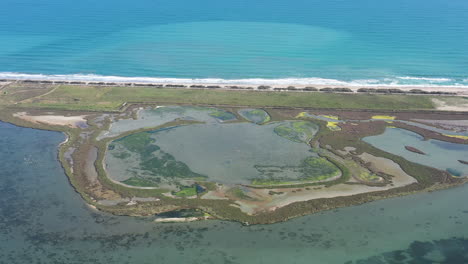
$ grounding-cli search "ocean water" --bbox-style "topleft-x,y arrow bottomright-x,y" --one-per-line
1,0 -> 468,87
2,122 -> 468,263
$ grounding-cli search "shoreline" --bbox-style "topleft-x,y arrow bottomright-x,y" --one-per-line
1,78 -> 467,96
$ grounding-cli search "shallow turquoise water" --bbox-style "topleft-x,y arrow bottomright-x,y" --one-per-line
2,123 -> 468,263
1,0 -> 468,87
364,127 -> 468,177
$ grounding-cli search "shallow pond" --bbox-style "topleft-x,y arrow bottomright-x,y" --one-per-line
106,121 -> 332,186
364,127 -> 468,176
98,106 -> 236,140
238,108 -> 270,124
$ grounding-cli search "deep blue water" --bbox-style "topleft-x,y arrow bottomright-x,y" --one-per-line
1,122 -> 468,263
1,0 -> 468,87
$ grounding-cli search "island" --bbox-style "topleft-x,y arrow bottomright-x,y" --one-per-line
0,80 -> 467,224
405,146 -> 426,155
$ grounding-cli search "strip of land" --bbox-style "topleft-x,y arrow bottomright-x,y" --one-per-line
1,79 -> 467,96
1,81 -> 468,112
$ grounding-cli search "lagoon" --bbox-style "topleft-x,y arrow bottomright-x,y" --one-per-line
106,121 -> 331,186
1,121 -> 468,263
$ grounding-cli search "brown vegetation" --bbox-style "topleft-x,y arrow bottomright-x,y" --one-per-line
405,146 -> 426,155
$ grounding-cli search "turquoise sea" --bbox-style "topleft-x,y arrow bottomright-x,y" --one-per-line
1,0 -> 468,87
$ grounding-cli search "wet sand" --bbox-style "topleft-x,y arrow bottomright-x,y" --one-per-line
13,112 -> 88,128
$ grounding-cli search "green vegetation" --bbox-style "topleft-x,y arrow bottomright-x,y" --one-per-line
303,157 -> 340,179
357,171 -> 381,182
238,109 -> 271,124
14,84 -> 439,111
139,152 -> 207,179
122,177 -> 160,187
432,96 -> 468,110
115,132 -> 157,154
208,109 -> 236,121
110,131 -> 207,187
340,159 -> 380,183
198,181 -> 217,191
173,186 -> 197,197
274,121 -> 318,143
252,157 -> 340,186
228,187 -> 257,201
250,179 -> 304,186
111,151 -> 131,159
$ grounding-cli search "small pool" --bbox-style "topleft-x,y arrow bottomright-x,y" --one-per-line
363,127 -> 468,177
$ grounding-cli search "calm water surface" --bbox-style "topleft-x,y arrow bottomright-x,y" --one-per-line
364,128 -> 468,177
107,122 -> 317,184
1,122 -> 468,263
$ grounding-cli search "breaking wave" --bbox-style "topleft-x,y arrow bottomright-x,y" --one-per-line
1,72 -> 467,88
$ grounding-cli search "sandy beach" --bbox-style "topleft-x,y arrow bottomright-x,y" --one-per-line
4,78 -> 468,96
13,112 -> 88,128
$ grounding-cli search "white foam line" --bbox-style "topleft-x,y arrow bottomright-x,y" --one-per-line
1,72 -> 467,88
397,76 -> 453,82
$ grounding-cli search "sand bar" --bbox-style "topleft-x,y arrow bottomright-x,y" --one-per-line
13,112 -> 88,128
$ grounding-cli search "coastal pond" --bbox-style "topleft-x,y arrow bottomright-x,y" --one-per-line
98,106 -> 236,140
238,108 -> 270,124
364,127 -> 468,177
105,119 -> 337,187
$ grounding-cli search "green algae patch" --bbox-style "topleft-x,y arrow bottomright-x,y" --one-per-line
108,130 -> 207,187
208,109 -> 237,121
356,170 -> 381,182
114,132 -> 156,154
238,109 -> 271,124
252,157 -> 340,186
274,121 -> 318,143
140,152 -> 206,179
122,177 -> 160,187
111,151 -> 131,159
173,186 -> 198,197
303,157 -> 341,178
